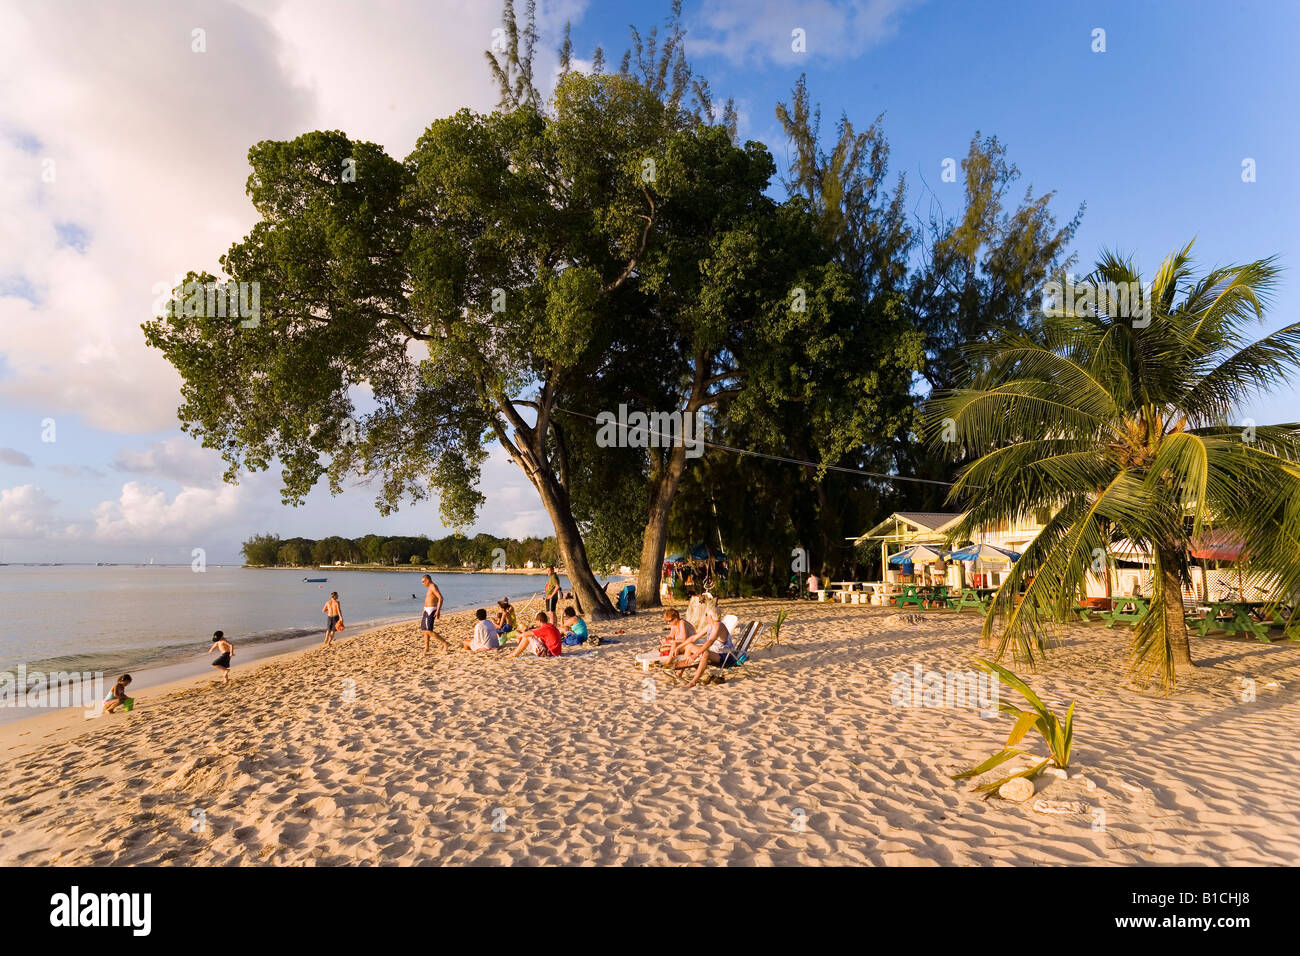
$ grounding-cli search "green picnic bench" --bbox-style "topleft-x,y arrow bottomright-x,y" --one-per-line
1190,601 -> 1276,642
950,587 -> 997,613
894,585 -> 926,609
1098,597 -> 1149,627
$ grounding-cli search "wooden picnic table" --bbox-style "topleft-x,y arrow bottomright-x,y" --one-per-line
1099,596 -> 1148,627
1191,601 -> 1278,641
950,587 -> 998,613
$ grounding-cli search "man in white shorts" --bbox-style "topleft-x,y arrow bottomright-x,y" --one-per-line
420,574 -> 450,653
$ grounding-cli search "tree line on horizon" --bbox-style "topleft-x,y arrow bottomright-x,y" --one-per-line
241,531 -> 561,570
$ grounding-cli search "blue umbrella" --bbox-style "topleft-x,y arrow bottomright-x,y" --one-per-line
888,544 -> 947,565
950,543 -> 1020,563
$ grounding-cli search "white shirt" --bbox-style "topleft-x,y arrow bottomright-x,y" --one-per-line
707,621 -> 733,655
470,620 -> 499,651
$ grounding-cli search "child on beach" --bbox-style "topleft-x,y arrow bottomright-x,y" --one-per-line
560,606 -> 589,646
322,591 -> 343,647
463,608 -> 500,651
103,674 -> 133,714
209,631 -> 234,684
508,611 -> 563,658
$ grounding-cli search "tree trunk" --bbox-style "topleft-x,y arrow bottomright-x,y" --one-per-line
532,466 -> 617,620
1159,559 -> 1195,671
634,356 -> 713,609
636,442 -> 690,609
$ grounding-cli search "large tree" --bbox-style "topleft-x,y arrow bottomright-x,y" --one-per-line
927,243 -> 1300,690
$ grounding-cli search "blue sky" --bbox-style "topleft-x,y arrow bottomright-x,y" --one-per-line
1,0 -> 1297,563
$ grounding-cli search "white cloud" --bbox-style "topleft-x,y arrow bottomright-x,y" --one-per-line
112,436 -> 227,487
0,484 -> 76,539
48,464 -> 107,480
0,0 -> 578,433
90,480 -> 247,545
688,0 -> 916,64
0,448 -> 35,467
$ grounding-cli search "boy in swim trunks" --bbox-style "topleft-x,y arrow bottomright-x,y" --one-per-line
322,591 -> 342,647
420,574 -> 450,653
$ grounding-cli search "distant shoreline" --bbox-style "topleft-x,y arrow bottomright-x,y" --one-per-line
242,565 -> 634,575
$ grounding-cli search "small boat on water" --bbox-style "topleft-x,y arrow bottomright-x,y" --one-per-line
304,577 -> 327,583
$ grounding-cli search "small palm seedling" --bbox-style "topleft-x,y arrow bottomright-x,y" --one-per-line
761,608 -> 791,647
952,658 -> 1075,797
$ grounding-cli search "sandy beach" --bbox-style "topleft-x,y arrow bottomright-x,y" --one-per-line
2,596 -> 1298,866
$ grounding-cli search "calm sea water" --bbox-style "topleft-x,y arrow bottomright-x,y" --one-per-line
0,566 -> 582,674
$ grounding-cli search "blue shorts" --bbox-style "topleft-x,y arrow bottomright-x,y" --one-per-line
421,610 -> 438,630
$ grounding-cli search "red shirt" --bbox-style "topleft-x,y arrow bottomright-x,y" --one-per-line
531,623 -> 563,657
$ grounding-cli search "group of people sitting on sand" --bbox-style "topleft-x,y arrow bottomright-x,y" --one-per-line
462,602 -> 592,657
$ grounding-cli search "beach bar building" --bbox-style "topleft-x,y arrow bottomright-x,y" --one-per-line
851,510 -> 1053,590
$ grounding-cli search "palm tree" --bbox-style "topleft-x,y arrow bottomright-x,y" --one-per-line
927,242 -> 1300,690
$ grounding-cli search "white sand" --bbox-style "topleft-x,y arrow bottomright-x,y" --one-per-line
1,598 -> 1297,865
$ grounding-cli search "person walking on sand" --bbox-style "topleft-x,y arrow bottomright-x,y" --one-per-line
322,591 -> 343,646
420,574 -> 450,653
544,565 -> 561,617
209,631 -> 234,684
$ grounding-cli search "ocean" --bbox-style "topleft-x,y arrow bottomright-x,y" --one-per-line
0,565 -> 585,676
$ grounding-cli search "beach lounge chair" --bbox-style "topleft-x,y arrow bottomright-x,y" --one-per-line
710,619 -> 762,677
616,584 -> 637,614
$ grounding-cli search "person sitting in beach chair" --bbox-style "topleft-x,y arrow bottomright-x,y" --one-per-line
463,608 -> 501,651
508,612 -> 564,659
660,607 -> 695,659
670,606 -> 734,687
103,674 -> 133,714
559,606 -> 590,646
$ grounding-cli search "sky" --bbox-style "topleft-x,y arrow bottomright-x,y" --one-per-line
1,0 -> 1297,564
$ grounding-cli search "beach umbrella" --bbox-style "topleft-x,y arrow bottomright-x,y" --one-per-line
949,542 -> 1019,589
888,544 -> 946,565
949,543 -> 1021,563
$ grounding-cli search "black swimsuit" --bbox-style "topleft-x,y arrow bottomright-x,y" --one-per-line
213,646 -> 232,669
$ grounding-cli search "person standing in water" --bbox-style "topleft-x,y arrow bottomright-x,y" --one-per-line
209,631 -> 234,684
322,591 -> 343,647
420,574 -> 449,653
